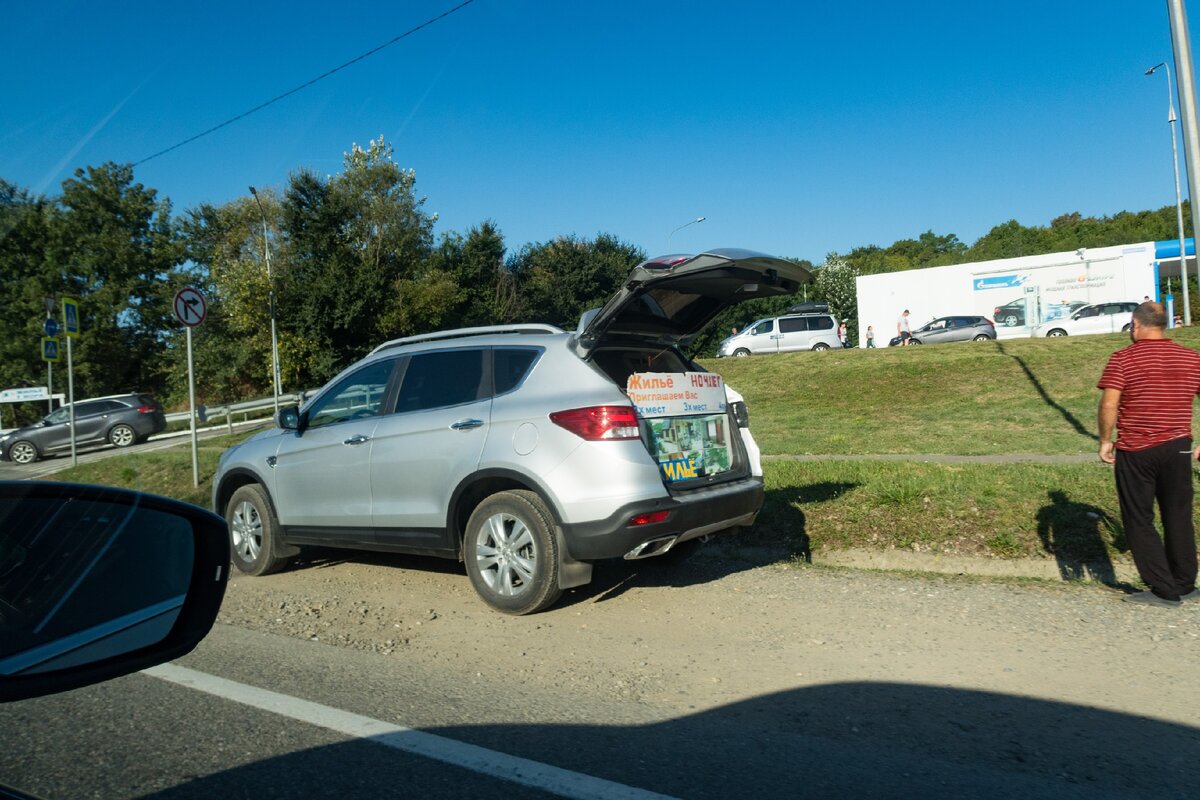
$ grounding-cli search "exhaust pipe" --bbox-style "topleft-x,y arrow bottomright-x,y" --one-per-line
624,536 -> 677,560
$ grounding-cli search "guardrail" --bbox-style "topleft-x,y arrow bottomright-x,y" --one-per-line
165,389 -> 320,432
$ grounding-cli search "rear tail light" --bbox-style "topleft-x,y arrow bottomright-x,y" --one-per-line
731,401 -> 750,428
137,406 -> 157,413
984,318 -> 994,326
549,405 -> 640,441
627,510 -> 671,526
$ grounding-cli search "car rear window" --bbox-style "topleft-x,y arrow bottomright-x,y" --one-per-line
809,316 -> 834,330
494,349 -> 539,396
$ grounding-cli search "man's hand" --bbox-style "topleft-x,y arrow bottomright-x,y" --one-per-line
1099,440 -> 1116,464
1193,445 -> 1200,461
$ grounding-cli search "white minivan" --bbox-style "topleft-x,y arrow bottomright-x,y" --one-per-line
717,313 -> 842,356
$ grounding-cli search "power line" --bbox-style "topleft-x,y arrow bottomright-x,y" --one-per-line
133,0 -> 476,166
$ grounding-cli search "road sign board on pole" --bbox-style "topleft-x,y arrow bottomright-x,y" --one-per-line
43,318 -> 59,337
174,287 -> 207,327
0,387 -> 50,403
41,337 -> 60,362
62,297 -> 80,338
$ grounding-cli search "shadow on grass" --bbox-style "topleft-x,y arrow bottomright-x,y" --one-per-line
1036,489 -> 1133,589
996,340 -> 1097,442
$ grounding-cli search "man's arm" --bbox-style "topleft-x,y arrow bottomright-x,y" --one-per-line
1098,387 -> 1120,463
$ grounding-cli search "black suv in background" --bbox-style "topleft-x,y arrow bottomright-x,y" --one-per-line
0,393 -> 167,464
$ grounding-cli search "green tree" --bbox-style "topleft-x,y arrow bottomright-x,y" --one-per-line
508,233 -> 645,328
279,137 -> 435,384
43,163 -> 183,399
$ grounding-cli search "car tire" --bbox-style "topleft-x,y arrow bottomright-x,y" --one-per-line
908,338 -> 923,345
109,424 -> 136,448
1121,323 -> 1132,332
1003,314 -> 1019,327
1047,329 -> 1067,337
733,348 -> 750,357
463,490 -> 562,615
8,440 -> 39,464
812,343 -> 831,351
972,334 -> 992,341
226,484 -> 291,576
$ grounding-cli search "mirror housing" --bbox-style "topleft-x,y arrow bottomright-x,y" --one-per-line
0,481 -> 228,703
278,405 -> 301,432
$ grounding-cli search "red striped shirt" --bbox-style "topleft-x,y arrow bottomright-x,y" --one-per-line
1097,339 -> 1200,451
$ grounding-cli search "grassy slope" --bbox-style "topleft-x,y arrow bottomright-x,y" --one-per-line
702,328 -> 1200,564
703,327 -> 1200,456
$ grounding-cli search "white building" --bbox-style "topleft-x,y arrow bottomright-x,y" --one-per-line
854,239 -> 1194,346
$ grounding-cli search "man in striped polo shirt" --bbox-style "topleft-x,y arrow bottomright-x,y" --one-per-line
1097,302 -> 1200,607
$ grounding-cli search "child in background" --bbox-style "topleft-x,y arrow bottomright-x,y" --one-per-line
866,325 -> 876,348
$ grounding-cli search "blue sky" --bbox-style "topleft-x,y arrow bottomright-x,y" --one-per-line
2,1 -> 1197,263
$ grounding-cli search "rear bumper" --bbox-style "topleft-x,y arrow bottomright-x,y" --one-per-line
559,477 -> 765,561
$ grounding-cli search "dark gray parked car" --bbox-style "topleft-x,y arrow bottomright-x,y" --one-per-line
888,315 -> 996,346
0,393 -> 166,464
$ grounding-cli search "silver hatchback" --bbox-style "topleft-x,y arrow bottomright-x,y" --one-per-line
212,249 -> 811,614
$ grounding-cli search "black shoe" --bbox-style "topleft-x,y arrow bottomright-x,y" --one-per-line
1122,591 -> 1181,608
1181,589 -> 1200,602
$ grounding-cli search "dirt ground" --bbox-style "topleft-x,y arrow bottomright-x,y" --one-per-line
215,543 -> 1199,728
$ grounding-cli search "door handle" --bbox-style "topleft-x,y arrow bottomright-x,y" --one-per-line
343,434 -> 371,445
450,419 -> 484,431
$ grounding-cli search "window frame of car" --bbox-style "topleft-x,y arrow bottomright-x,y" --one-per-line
302,357 -> 403,432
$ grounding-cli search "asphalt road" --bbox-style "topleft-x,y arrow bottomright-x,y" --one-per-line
3,552 -> 1198,799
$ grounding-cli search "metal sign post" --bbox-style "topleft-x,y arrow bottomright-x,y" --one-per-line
61,297 -> 80,467
174,287 -> 207,488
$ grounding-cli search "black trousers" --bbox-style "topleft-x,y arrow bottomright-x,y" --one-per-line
1114,437 -> 1199,600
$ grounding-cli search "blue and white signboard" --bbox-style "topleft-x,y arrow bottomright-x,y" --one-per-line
43,318 -> 59,337
973,274 -> 1029,291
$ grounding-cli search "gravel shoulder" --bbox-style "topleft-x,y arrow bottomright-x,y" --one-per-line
217,545 -> 1199,731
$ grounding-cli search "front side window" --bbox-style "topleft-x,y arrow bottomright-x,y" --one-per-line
306,360 -> 396,430
45,408 -> 69,425
396,350 -> 485,414
752,320 -> 773,335
1075,306 -> 1100,319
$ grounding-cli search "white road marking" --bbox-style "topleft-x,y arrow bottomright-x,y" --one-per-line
145,663 -> 677,800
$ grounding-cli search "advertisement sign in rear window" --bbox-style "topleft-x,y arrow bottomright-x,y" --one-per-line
627,373 -> 731,482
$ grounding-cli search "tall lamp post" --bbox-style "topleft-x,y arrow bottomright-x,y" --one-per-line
668,216 -> 706,251
248,186 -> 282,414
1147,62 -> 1192,325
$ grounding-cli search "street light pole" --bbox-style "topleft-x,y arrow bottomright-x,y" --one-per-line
249,186 -> 282,415
668,216 -> 706,251
1147,62 -> 1191,324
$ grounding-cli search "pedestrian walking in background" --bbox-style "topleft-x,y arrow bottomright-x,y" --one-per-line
1097,301 -> 1200,607
897,310 -> 912,346
838,320 -> 848,348
866,325 -> 876,348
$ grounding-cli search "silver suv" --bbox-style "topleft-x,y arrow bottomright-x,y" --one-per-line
212,250 -> 810,614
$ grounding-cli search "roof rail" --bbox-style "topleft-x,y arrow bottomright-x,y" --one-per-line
369,324 -> 565,355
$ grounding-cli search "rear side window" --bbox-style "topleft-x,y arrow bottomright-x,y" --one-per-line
809,316 -> 835,331
396,350 -> 485,414
779,317 -> 808,333
494,349 -> 539,395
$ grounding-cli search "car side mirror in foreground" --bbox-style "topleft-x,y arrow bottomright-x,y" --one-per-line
0,481 -> 228,703
277,405 -> 301,431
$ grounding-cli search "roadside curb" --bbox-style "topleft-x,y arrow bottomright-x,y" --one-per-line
812,547 -> 1140,584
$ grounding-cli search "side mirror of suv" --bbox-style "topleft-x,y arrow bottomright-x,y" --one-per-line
278,405 -> 302,432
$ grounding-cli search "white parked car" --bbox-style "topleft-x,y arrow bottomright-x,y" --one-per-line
1032,301 -> 1138,338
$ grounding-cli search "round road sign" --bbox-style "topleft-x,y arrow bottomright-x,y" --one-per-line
174,287 -> 207,327
43,318 -> 59,337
